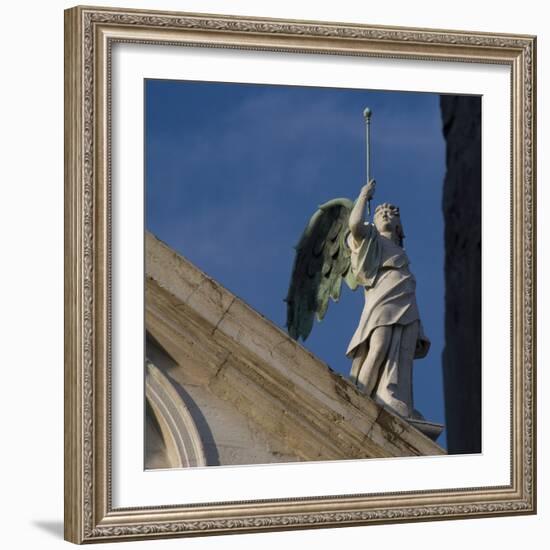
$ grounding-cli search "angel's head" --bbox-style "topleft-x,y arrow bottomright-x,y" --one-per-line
374,203 -> 405,247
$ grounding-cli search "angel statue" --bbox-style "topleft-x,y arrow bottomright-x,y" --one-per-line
286,179 -> 430,422
286,110 -> 435,428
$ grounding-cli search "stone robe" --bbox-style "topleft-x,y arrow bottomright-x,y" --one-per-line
346,223 -> 430,418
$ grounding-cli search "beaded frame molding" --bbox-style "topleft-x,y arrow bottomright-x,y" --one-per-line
64,5 -> 536,544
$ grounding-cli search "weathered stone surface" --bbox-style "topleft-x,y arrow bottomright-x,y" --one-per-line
147,338 -> 299,466
440,95 -> 482,454
145,400 -> 171,469
145,232 -> 445,467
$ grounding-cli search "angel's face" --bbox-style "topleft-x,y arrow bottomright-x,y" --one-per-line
374,204 -> 401,234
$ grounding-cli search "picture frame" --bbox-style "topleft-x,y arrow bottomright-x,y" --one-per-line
64,5 -> 536,544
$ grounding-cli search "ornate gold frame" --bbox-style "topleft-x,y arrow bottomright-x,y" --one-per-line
64,5 -> 536,544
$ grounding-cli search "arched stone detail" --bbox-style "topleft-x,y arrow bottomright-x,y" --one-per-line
145,360 -> 206,468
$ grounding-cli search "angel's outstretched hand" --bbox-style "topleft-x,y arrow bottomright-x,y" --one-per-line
360,179 -> 376,200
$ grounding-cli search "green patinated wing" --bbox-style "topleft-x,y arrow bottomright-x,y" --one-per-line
286,198 -> 359,341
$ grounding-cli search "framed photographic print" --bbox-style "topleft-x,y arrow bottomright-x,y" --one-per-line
64,5 -> 536,544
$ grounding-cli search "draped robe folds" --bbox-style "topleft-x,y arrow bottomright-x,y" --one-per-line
346,223 -> 430,419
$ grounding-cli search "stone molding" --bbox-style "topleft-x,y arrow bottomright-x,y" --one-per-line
146,361 -> 207,468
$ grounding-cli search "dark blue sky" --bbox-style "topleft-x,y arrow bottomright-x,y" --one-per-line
145,79 -> 448,447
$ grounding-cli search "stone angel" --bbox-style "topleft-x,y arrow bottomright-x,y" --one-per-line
286,179 -> 431,422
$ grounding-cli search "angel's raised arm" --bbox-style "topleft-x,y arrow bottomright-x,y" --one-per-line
349,179 -> 376,243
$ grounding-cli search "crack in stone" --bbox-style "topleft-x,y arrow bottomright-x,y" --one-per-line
183,276 -> 207,304
365,405 -> 384,442
211,296 -> 236,336
213,351 -> 232,378
270,338 -> 295,358
171,277 -> 206,309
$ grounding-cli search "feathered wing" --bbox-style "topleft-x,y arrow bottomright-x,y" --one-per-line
286,198 -> 359,341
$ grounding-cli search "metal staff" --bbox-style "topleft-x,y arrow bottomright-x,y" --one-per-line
363,107 -> 372,215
